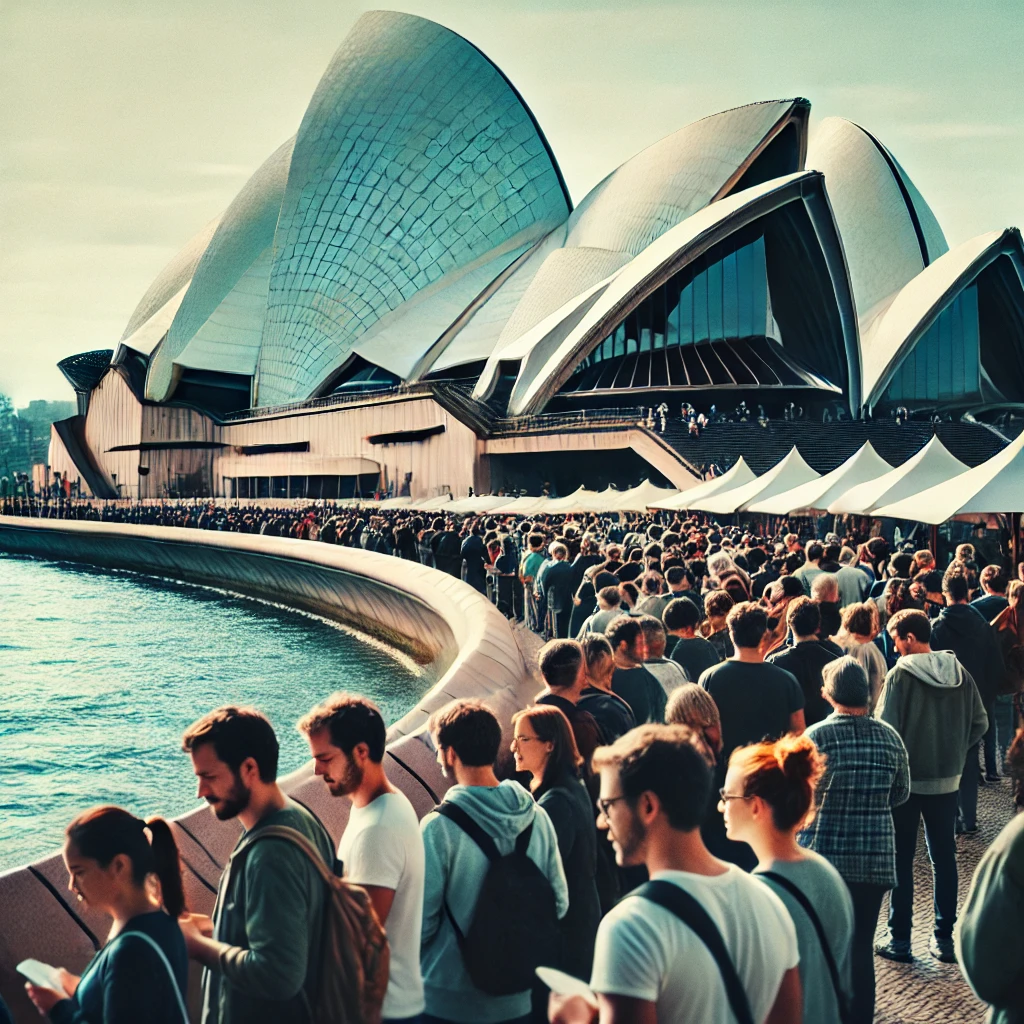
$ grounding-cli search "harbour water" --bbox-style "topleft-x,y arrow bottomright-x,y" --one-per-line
0,553 -> 427,871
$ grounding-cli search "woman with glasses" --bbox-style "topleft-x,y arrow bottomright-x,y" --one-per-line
720,735 -> 854,1024
24,805 -> 190,1024
511,705 -> 601,981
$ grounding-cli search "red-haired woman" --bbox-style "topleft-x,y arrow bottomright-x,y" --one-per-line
24,806 -> 189,1024
722,736 -> 854,1024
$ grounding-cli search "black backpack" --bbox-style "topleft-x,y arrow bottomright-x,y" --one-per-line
434,802 -> 561,995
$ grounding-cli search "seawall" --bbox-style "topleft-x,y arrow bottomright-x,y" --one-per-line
0,518 -> 532,1023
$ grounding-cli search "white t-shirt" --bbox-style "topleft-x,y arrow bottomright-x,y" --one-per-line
338,791 -> 426,1018
590,866 -> 799,1024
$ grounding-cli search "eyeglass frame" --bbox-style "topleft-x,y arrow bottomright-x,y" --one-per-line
596,795 -> 630,818
718,788 -> 753,803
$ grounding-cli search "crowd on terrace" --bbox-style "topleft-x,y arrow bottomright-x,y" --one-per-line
4,495 -> 1024,1024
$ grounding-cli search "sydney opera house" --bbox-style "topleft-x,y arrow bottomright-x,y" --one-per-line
47,11 -> 1024,502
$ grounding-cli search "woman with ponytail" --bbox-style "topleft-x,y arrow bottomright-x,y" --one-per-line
24,806 -> 189,1024
721,735 -> 854,1024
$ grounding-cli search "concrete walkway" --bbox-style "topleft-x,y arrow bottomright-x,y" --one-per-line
874,774 -> 1013,1023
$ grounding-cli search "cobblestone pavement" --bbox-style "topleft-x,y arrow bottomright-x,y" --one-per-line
874,773 -> 1014,1023
512,624 -> 1013,1022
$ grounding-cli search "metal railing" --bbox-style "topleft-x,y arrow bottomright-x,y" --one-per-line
491,406 -> 647,436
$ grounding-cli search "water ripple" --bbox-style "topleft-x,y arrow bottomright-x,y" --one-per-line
0,553 -> 428,870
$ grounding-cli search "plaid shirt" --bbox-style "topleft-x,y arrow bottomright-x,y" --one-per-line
799,712 -> 910,887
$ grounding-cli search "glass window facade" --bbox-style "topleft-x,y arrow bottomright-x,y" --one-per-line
884,286 -> 980,404
561,233 -> 820,394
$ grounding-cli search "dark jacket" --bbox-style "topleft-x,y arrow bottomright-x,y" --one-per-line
536,771 -> 601,979
767,639 -> 841,726
539,559 -> 577,614
930,603 -> 1005,705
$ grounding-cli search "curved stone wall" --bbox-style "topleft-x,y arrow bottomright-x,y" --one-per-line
0,518 -> 531,1023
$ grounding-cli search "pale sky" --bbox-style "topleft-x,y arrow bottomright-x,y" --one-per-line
2,0 -> 1021,405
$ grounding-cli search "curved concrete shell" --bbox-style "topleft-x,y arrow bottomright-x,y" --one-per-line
505,171 -> 860,416
807,117 -> 948,391
254,10 -> 571,406
119,216 -> 221,343
862,228 -> 1024,407
447,99 -> 809,388
146,137 -> 296,401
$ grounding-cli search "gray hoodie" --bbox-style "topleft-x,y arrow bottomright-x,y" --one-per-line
420,780 -> 569,1023
875,651 -> 989,795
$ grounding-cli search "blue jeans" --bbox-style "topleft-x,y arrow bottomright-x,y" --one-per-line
889,791 -> 959,940
994,694 -> 1017,765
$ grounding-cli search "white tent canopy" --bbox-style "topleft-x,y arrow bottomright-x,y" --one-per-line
377,496 -> 413,510
649,458 -> 757,510
443,494 -> 510,513
695,447 -> 819,515
410,494 -> 456,511
874,429 -> 1024,524
749,442 -> 892,515
828,436 -> 969,515
488,494 -> 552,516
544,487 -> 603,514
613,479 -> 679,511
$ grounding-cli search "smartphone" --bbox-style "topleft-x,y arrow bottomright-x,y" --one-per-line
535,966 -> 599,1007
16,959 -> 65,992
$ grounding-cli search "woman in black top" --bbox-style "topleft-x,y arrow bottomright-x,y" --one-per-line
511,705 -> 601,980
25,806 -> 190,1024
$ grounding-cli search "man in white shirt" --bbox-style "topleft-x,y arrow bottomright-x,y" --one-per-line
551,723 -> 801,1024
299,693 -> 425,1024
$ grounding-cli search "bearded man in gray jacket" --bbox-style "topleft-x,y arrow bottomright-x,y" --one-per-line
873,610 -> 988,965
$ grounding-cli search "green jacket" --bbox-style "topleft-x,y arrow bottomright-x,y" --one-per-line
202,799 -> 335,1024
957,813 -> 1024,1024
874,651 -> 988,794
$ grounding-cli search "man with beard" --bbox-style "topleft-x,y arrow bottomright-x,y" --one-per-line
550,724 -> 801,1024
299,693 -> 425,1024
179,706 -> 334,1024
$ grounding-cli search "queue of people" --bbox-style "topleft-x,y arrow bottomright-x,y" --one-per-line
6,497 -> 1024,1024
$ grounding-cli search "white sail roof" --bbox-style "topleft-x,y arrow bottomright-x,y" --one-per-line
827,436 -> 969,514
695,447 -> 819,514
749,442 -> 892,514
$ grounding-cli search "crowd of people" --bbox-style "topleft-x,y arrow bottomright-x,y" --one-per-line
5,497 -> 1024,1024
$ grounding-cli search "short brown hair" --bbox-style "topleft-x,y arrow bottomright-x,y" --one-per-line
538,639 -> 584,690
786,596 -> 819,637
592,724 -> 711,831
182,706 -> 279,782
297,693 -> 386,762
429,699 -> 501,767
888,608 -> 931,644
726,601 -> 768,648
841,601 -> 878,638
705,590 -> 734,618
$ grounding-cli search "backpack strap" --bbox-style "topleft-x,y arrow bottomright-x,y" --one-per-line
111,931 -> 189,1024
433,802 -> 501,862
634,880 -> 755,1024
758,872 -> 851,1024
514,821 -> 534,856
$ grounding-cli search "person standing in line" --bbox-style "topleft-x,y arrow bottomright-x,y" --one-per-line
178,706 -> 334,1024
793,541 -> 826,596
550,724 -> 801,1024
577,635 -> 636,745
538,543 -> 578,640
723,735 -> 855,1024
534,639 -> 603,771
930,563 -> 1005,824
637,615 -> 688,696
511,705 -> 601,981
420,700 -> 568,1024
575,586 -> 625,638
766,597 -> 840,727
24,807 -> 189,1024
799,658 -> 909,1024
461,522 -> 488,594
957,726 -> 1024,1024
605,616 -> 666,725
703,590 -> 736,660
665,683 -> 722,766
298,693 -> 425,1024
699,602 -> 805,870
873,610 -> 988,964
835,602 -> 888,710
663,596 -> 721,682
520,533 -> 548,633
971,564 -> 1009,621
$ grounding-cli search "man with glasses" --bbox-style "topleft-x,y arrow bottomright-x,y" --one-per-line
551,724 -> 801,1024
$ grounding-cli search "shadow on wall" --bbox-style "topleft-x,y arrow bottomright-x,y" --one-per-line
0,519 -> 533,1024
